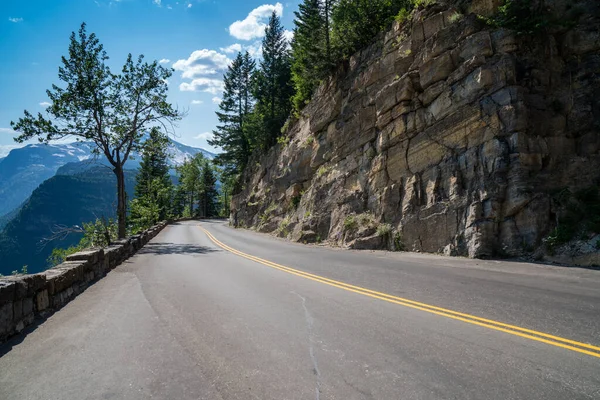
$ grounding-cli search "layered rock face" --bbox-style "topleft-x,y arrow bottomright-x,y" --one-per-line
232,0 -> 600,258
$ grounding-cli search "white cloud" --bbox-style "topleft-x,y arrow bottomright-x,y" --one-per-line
39,102 -> 51,107
187,3 -> 192,8
173,49 -> 230,79
220,43 -> 242,54
212,97 -> 222,104
284,29 -> 294,42
174,49 -> 231,93
0,128 -> 17,134
229,3 -> 283,41
8,17 -> 24,23
159,58 -> 171,64
153,0 -> 161,6
191,100 -> 203,105
179,78 -> 224,94
167,5 -> 172,9
245,41 -> 263,58
194,132 -> 213,140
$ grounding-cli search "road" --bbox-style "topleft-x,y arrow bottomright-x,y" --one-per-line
1,220 -> 599,399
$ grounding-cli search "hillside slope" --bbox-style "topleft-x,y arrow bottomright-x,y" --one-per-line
0,168 -> 136,275
231,0 -> 600,261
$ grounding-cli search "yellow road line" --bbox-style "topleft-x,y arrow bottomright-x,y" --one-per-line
198,225 -> 600,359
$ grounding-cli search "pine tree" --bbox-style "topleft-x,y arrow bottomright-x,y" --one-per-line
290,0 -> 338,111
291,0 -> 329,111
252,11 -> 294,150
331,0 -> 410,59
135,127 -> 171,201
209,52 -> 256,178
130,127 -> 173,230
199,163 -> 219,218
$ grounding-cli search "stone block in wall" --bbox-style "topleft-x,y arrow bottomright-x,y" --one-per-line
104,245 -> 125,268
0,302 -> 13,337
13,299 -> 23,322
65,248 -> 103,266
6,274 -> 47,300
45,261 -> 86,295
35,289 -> 49,312
420,52 -> 455,90
22,297 -> 33,316
423,12 -> 447,41
457,32 -> 493,63
0,280 -> 16,305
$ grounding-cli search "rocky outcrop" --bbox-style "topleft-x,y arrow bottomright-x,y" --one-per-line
232,0 -> 600,261
0,222 -> 167,343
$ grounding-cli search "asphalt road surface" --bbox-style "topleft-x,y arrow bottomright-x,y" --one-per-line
1,220 -> 599,399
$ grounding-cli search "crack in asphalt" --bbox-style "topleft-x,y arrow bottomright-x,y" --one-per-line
292,291 -> 322,400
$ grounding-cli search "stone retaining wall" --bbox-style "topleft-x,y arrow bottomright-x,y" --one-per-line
0,221 -> 168,343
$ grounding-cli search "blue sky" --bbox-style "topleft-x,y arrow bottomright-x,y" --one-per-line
0,0 -> 300,155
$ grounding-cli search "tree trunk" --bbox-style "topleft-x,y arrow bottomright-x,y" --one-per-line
114,166 -> 127,239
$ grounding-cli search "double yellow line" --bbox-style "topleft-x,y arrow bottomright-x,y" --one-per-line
198,225 -> 600,359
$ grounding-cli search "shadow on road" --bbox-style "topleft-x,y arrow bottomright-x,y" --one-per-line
138,242 -> 218,256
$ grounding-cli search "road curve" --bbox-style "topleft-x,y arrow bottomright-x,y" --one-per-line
1,220 -> 599,400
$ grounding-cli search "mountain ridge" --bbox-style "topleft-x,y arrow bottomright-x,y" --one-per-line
0,138 -> 214,217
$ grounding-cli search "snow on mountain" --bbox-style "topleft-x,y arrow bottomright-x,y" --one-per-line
0,138 -> 214,218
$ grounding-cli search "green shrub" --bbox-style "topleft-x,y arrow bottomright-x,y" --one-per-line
395,8 -> 410,24
291,195 -> 301,210
376,223 -> 392,237
393,231 -> 406,251
485,0 -> 550,35
344,215 -> 358,232
277,135 -> 290,146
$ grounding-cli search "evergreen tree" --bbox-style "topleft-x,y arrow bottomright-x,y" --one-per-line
252,11 -> 294,149
209,52 -> 256,178
135,128 -> 172,213
129,127 -> 173,230
199,163 -> 219,218
291,0 -> 331,111
331,0 -> 410,59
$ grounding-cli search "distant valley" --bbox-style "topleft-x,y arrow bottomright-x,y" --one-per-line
0,139 -> 214,219
0,139 -> 214,275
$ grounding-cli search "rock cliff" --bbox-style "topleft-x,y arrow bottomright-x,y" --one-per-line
232,0 -> 600,260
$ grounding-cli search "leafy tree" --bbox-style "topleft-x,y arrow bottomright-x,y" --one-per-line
209,52 -> 256,178
177,153 -> 204,216
11,23 -> 183,238
252,11 -> 295,149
